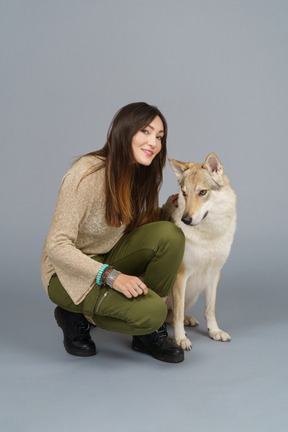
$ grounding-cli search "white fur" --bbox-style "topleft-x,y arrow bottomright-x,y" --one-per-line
163,154 -> 237,350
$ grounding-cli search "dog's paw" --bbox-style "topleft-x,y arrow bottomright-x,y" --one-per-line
209,329 -> 231,342
184,315 -> 199,327
176,337 -> 192,351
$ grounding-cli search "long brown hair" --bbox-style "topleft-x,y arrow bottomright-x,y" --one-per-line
83,102 -> 167,232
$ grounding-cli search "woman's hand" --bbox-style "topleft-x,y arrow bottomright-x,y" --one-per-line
112,274 -> 148,298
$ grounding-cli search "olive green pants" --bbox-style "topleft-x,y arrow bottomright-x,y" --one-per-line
48,221 -> 185,335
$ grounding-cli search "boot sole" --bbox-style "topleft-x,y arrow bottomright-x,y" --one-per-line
54,308 -> 96,357
132,343 -> 184,363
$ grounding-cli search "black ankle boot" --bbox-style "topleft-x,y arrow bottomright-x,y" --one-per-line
54,307 -> 96,357
132,325 -> 184,363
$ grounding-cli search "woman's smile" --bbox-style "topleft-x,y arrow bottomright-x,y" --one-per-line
142,149 -> 154,157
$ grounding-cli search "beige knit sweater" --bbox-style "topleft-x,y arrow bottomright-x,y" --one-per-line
40,156 -> 126,305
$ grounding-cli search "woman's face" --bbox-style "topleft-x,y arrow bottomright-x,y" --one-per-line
131,115 -> 164,166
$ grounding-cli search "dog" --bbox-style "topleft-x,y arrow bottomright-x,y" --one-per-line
162,153 -> 237,350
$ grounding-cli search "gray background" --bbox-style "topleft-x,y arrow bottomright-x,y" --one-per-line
1,1 -> 287,431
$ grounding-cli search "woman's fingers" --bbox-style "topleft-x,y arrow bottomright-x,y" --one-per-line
112,274 -> 148,298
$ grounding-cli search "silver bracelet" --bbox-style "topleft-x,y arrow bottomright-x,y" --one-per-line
105,268 -> 121,288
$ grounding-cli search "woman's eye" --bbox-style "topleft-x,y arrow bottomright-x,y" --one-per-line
199,190 -> 207,196
141,129 -> 148,134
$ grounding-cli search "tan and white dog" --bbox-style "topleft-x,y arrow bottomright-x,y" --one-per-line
162,153 -> 237,350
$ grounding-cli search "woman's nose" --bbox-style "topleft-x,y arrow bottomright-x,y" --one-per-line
147,135 -> 157,146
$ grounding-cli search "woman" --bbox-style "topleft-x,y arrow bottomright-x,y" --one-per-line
41,102 -> 185,363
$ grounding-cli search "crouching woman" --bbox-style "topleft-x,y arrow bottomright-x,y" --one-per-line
41,102 -> 185,363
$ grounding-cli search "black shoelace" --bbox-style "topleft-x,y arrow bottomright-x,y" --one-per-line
75,317 -> 91,340
157,325 -> 168,339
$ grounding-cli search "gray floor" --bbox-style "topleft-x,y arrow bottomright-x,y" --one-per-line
1,255 -> 287,432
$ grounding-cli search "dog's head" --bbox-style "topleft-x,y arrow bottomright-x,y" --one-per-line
169,153 -> 225,226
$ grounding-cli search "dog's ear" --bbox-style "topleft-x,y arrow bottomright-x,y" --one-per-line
169,159 -> 189,179
203,153 -> 223,179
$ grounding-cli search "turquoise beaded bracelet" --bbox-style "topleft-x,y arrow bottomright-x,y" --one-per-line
96,264 -> 109,286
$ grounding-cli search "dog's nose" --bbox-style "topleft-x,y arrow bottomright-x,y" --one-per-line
181,215 -> 192,225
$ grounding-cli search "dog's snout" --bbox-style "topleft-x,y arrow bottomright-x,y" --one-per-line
181,215 -> 192,225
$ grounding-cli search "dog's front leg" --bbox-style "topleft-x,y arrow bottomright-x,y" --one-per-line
204,271 -> 231,342
172,270 -> 192,350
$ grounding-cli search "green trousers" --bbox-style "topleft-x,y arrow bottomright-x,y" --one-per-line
48,221 -> 185,335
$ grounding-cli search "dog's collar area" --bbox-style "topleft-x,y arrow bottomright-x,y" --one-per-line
203,211 -> 209,220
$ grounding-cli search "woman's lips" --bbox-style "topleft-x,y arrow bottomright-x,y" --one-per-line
142,149 -> 154,157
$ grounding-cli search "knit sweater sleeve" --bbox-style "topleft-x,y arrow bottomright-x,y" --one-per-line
43,157 -> 106,304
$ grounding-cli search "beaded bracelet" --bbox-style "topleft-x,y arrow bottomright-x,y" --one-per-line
100,265 -> 121,288
101,265 -> 113,285
96,264 -> 109,286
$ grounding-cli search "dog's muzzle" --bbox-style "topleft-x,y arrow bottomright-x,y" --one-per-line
181,211 -> 209,226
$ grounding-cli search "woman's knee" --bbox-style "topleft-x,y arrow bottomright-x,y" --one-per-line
138,221 -> 185,253
154,221 -> 185,248
151,222 -> 185,267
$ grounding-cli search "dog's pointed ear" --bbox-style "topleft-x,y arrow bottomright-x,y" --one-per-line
169,158 -> 189,179
203,153 -> 223,179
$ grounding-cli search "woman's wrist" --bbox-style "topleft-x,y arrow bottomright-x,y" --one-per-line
105,268 -> 121,288
99,265 -> 121,288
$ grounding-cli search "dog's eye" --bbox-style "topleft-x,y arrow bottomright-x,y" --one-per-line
199,190 -> 207,196
182,190 -> 187,197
